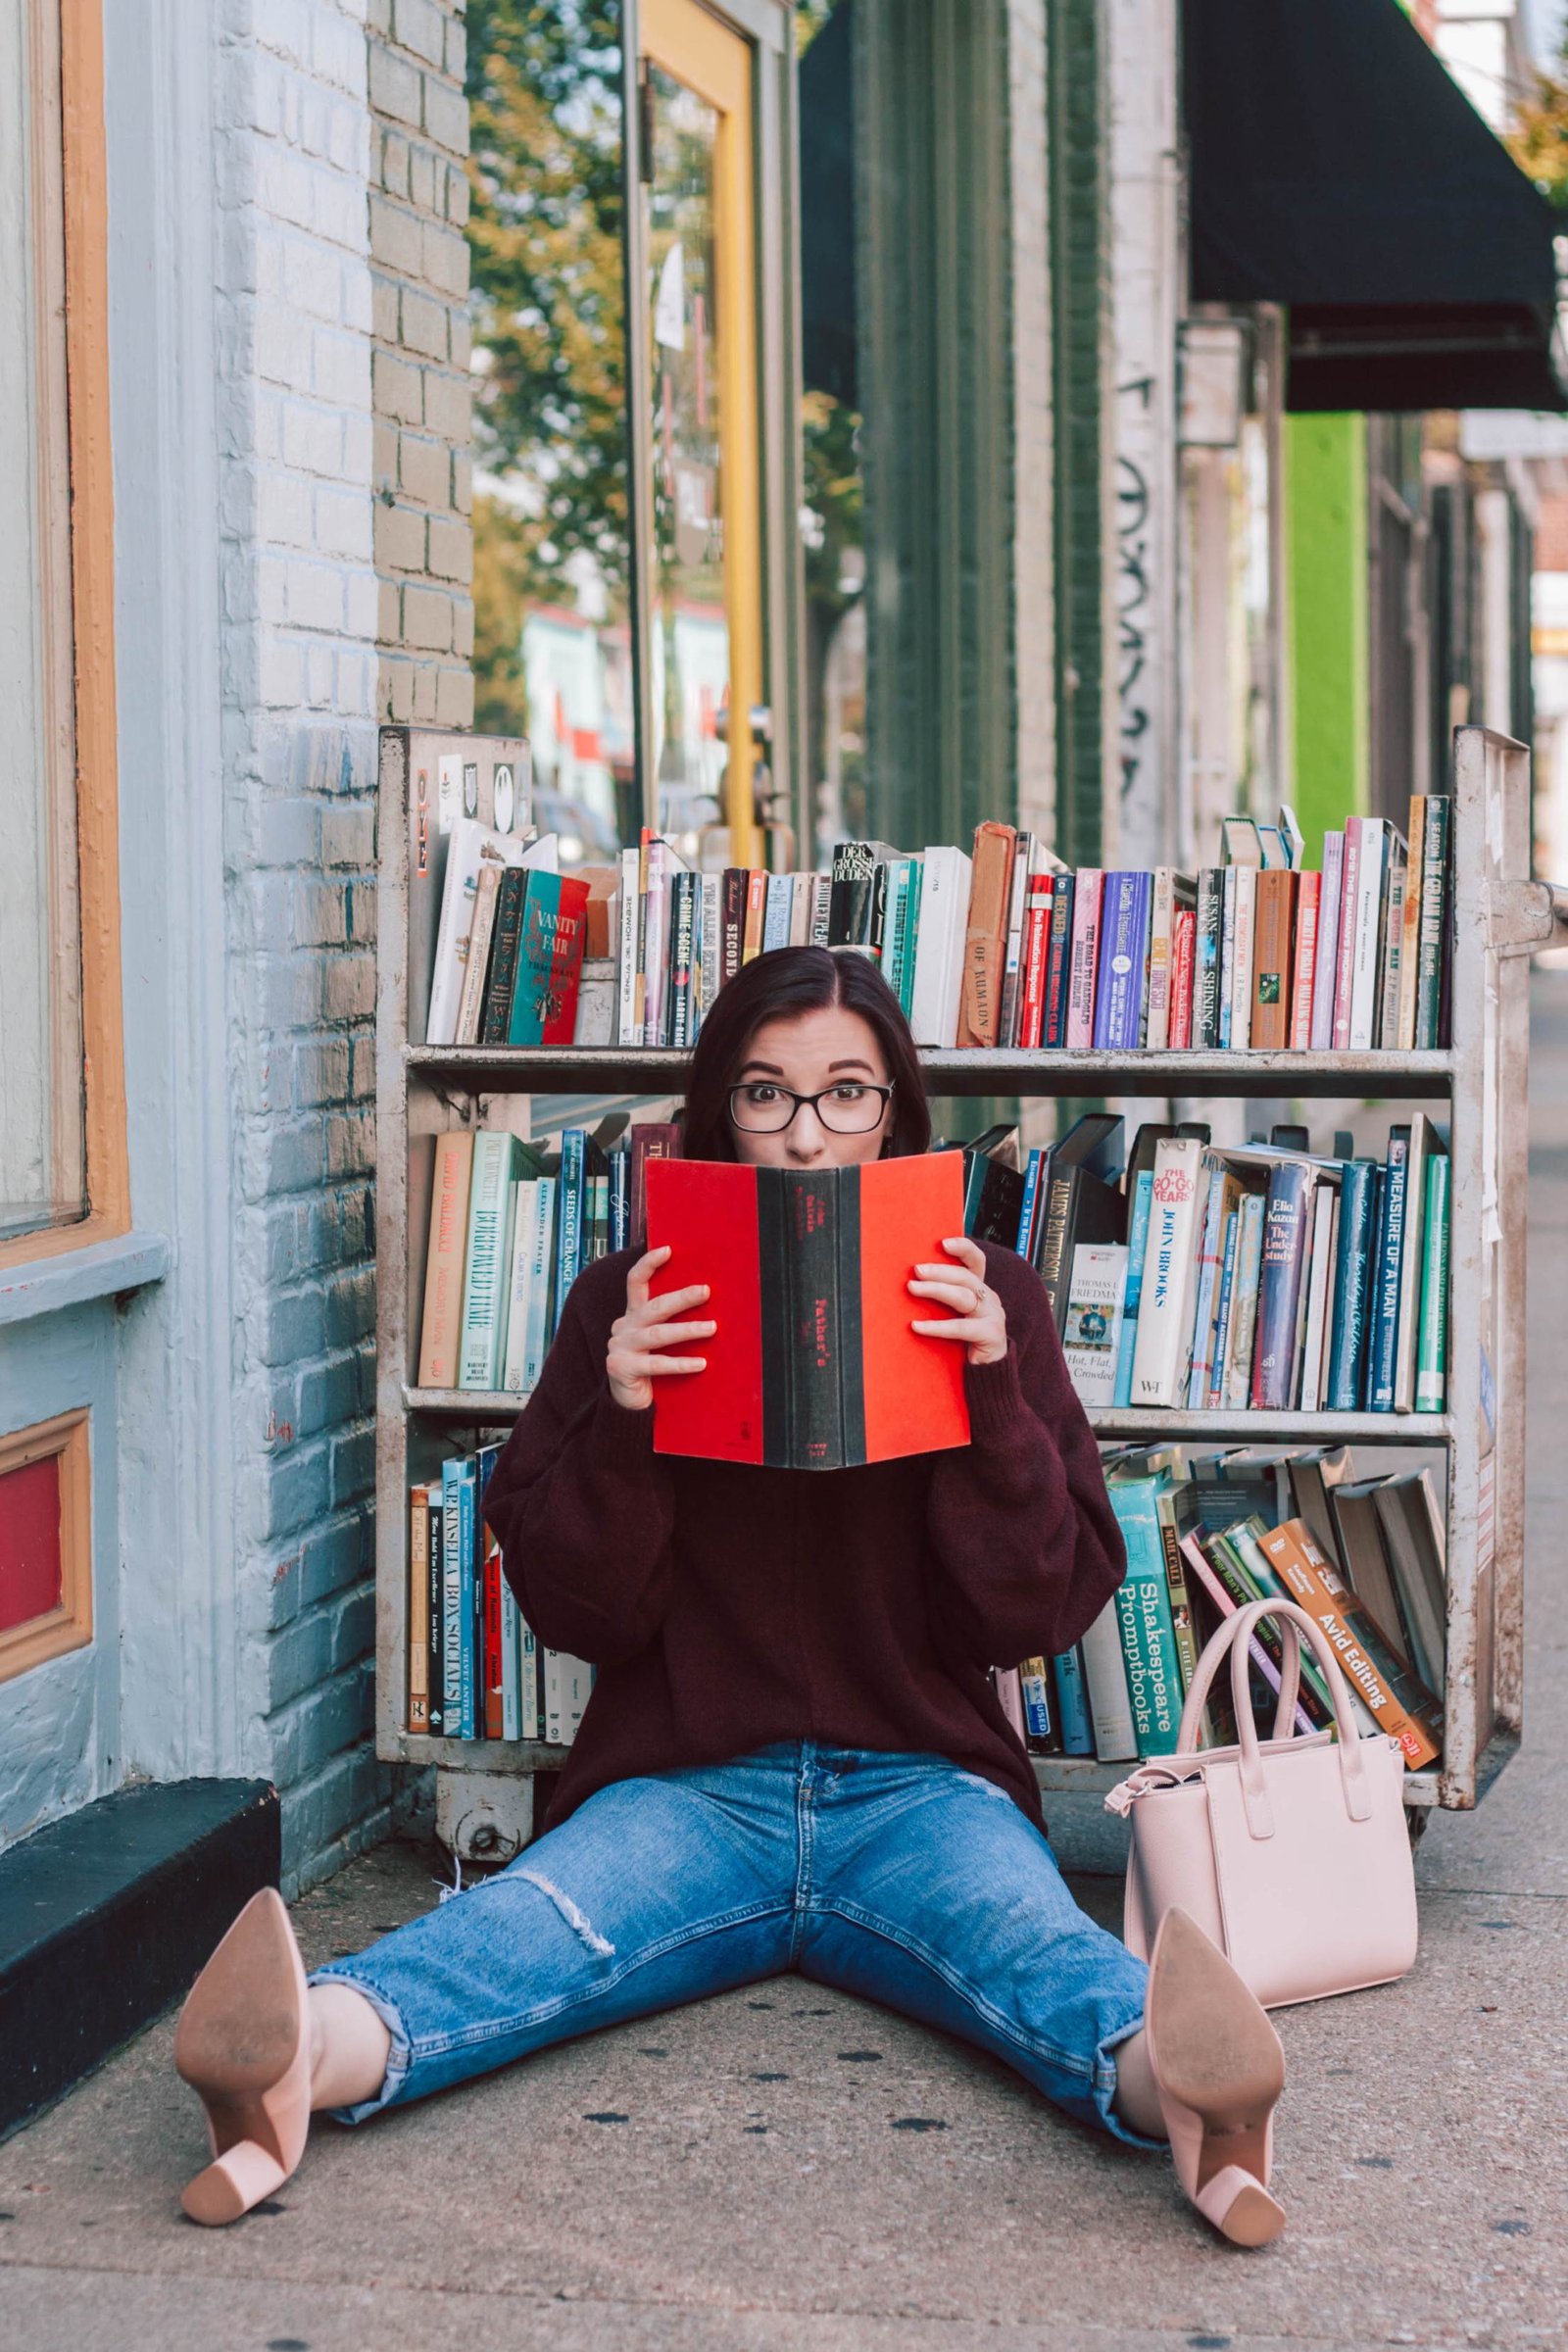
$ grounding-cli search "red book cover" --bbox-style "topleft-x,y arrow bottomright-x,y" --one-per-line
1169,905 -> 1196,1049
1288,868 -> 1321,1049
1018,874 -> 1054,1050
1332,817 -> 1361,1052
646,1152 -> 970,1469
482,1535 -> 503,1741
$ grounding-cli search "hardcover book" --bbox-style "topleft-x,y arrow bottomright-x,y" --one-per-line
506,871 -> 592,1046
645,1152 -> 971,1470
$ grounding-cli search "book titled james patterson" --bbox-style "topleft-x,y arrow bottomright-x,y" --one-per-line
645,1152 -> 971,1469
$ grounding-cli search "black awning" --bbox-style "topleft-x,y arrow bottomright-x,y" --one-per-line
1184,0 -> 1568,412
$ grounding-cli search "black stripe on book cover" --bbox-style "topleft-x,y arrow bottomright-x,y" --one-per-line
479,867 -> 527,1043
788,1168 -> 845,1469
757,1170 -> 794,1468
834,1168 -> 865,1468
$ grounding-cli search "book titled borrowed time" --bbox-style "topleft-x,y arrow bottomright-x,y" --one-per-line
645,1153 -> 970,1470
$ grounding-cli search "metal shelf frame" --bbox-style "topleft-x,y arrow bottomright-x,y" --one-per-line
376,727 -> 1541,1824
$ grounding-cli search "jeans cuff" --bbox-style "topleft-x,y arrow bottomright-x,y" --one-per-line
1096,2013 -> 1166,2152
306,1966 -> 414,2125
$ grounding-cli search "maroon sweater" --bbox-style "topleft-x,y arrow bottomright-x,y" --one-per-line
483,1237 -> 1127,1836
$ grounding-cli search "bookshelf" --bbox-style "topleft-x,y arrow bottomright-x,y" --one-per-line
375,725 -> 1542,1848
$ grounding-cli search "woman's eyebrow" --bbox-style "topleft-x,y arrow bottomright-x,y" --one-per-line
737,1059 -> 785,1076
827,1058 -> 875,1073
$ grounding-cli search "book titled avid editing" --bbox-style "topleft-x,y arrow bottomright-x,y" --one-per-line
645,1154 -> 971,1470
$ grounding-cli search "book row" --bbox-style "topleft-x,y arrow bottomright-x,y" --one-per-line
407,1444 -> 595,1744
419,798 -> 1453,1056
995,1442 -> 1446,1772
961,1108 -> 1450,1417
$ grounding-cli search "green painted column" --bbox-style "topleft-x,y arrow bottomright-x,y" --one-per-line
1286,413 -> 1369,860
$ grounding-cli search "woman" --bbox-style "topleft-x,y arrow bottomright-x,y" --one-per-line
173,947 -> 1287,2247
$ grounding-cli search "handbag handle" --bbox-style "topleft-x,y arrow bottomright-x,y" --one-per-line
1176,1607 -> 1302,1750
1183,1597 -> 1374,1841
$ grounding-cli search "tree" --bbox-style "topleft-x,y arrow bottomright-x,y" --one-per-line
1508,42 -> 1568,215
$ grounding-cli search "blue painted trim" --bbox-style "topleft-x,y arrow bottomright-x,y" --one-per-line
0,1232 -> 170,1328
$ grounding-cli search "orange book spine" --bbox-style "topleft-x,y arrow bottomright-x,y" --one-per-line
1250,869 -> 1297,1051
1288,870 -> 1321,1049
416,1131 -> 475,1388
1258,1518 -> 1442,1769
957,822 -> 1016,1049
743,869 -> 768,962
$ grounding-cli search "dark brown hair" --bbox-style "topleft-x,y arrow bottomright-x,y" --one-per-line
680,945 -> 932,1161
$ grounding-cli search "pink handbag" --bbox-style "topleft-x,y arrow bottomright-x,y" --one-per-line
1104,1597 -> 1419,2009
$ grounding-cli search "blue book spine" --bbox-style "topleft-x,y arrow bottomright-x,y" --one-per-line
1052,1646 -> 1096,1755
1105,1478 -> 1183,1757
1325,1159 -> 1379,1409
1369,1130 -> 1409,1411
555,1129 -> 586,1322
1251,1163 -> 1311,1409
899,860 -> 923,1017
442,1456 -> 465,1735
1019,1662 -> 1053,1741
1113,1168 -> 1153,1406
1185,1167 -> 1228,1408
1091,873 -> 1150,1050
1207,1199 -> 1242,1406
1016,1147 -> 1046,1259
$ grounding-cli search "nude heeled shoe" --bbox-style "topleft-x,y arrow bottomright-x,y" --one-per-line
173,1887 -> 313,2226
1144,1906 -> 1287,2249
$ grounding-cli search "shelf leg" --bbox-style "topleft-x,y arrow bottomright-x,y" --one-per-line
435,1766 -> 534,1867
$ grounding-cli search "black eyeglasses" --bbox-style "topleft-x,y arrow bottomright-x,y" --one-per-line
727,1080 -> 895,1136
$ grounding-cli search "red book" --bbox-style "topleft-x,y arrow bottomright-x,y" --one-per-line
1018,872 -> 1055,1050
1288,869 -> 1321,1049
645,1152 -> 971,1469
1332,817 -> 1361,1051
1169,905 -> 1196,1049
482,1534 -> 504,1741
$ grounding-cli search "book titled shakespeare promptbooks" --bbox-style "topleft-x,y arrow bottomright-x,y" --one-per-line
645,1153 -> 971,1469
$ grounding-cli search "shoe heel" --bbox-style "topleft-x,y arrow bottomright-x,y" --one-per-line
1194,2163 -> 1287,2249
182,2139 -> 289,2227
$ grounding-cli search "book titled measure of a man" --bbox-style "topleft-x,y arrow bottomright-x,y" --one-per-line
646,1153 -> 971,1469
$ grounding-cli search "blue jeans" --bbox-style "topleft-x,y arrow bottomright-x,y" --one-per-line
313,1741 -> 1157,2148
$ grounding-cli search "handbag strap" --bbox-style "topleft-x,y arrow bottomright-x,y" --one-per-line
1176,1605 -> 1302,1750
1225,1598 -> 1374,1838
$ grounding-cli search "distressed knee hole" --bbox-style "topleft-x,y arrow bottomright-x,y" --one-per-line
516,1869 -> 615,1956
958,1773 -> 1011,1802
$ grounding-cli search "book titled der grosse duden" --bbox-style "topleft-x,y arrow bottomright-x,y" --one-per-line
645,1153 -> 971,1470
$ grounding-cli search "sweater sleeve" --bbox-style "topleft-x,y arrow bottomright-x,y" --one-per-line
481,1256 -> 677,1666
922,1246 -> 1126,1668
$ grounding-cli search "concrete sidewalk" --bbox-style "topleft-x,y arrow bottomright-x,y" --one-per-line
5,985 -> 1566,2352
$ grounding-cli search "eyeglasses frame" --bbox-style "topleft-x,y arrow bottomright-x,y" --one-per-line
725,1078 -> 897,1136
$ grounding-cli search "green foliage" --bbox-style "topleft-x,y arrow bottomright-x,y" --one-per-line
1508,44 -> 1568,215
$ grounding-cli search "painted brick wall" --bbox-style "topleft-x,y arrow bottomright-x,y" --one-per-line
368,0 -> 474,728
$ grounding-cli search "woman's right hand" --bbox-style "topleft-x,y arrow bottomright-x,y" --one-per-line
606,1245 -> 716,1413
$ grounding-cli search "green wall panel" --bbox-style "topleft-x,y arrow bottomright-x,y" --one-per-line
1286,411 -> 1369,860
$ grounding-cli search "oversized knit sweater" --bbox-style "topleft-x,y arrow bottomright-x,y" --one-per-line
482,1236 -> 1127,1836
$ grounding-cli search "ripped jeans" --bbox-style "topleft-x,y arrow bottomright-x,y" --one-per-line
311,1740 -> 1156,2147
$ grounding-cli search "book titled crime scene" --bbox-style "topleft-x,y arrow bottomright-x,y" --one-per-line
645,1153 -> 971,1470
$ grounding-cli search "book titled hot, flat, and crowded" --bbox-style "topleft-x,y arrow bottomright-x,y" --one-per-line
418,799 -> 1453,1058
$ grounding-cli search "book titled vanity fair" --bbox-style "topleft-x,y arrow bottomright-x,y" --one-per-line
645,1152 -> 971,1470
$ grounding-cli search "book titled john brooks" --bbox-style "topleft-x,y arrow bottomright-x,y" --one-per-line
645,1154 -> 972,1469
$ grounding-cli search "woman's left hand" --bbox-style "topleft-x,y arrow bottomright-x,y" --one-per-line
908,1235 -> 1008,1368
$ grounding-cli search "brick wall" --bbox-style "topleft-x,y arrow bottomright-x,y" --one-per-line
368,0 -> 474,729
215,0 -> 470,1886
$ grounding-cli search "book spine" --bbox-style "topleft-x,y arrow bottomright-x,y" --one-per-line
1348,821 -> 1386,1050
1178,1530 -> 1315,1738
1051,1645 -> 1097,1755
1107,1488 -> 1183,1758
416,1131 -> 474,1389
1298,1182 -> 1338,1412
1112,1167 -> 1153,1407
1369,1127 -> 1409,1410
1168,904 -> 1196,1048
483,1534 -> 503,1741
556,1130 -> 586,1316
1091,872 -> 1131,1050
1250,1163 -> 1312,1410
1287,868 -> 1320,1049
1216,867 -> 1236,1049
442,1459 -> 464,1736
426,1488 -> 446,1735
1064,869 -> 1103,1049
1227,862 -> 1255,1051
1183,1168 -> 1228,1408
1331,817 -> 1361,1050
1193,869 -> 1224,1050
720,867 -> 746,984
1044,872 -> 1075,1047
899,860 -> 923,1016
832,1167 -> 864,1468
500,1563 -> 520,1741
616,845 -> 640,1044
763,870 -> 794,955
1146,868 -> 1176,1053
668,870 -> 697,1048
1037,1168 -> 1081,1327
997,842 -> 1032,1048
1100,871 -> 1152,1050
743,867 -> 768,962
1377,858 -> 1406,1049
407,1486 -> 430,1733
1130,1136 -> 1204,1406
1080,1596 -> 1138,1762
1221,1191 -> 1266,1409
1311,831 -> 1345,1050
1153,1494 -> 1205,1728
523,1175 -> 556,1391
1396,796 -> 1426,1050
1018,874 -> 1054,1049
1415,1150 -> 1449,1410
1324,1160 -> 1378,1410
500,1179 -> 535,1392
458,1463 -> 477,1739
1017,1655 -> 1054,1743
1415,795 -> 1449,1049
1259,1521 -> 1441,1766
1250,869 -> 1295,1052
1206,1199 -> 1242,1407
479,867 -> 527,1044
792,1168 -> 848,1468
459,1134 -> 516,1391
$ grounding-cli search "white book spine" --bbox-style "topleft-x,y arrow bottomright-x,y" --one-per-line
617,846 -> 640,1044
522,1175 -> 557,1391
544,1647 -> 593,1745
1348,820 -> 1388,1049
1129,1136 -> 1207,1407
644,842 -> 670,1047
1298,1183 -> 1339,1413
699,872 -> 722,1026
1223,1191 -> 1267,1408
454,862 -> 501,1045
1061,1242 -> 1127,1407
459,1133 -> 518,1390
500,1573 -> 521,1741
1146,867 -> 1175,1053
1229,863 -> 1255,1051
1218,868 -> 1237,1043
1080,1596 -> 1138,1762
500,1180 -> 538,1393
1394,1113 -> 1431,1412
427,822 -> 522,1046
907,847 -> 954,1045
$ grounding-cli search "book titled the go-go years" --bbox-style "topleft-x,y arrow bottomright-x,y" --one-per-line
645,1152 -> 971,1470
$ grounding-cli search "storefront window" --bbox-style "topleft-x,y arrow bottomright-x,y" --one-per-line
1,0 -> 85,1244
